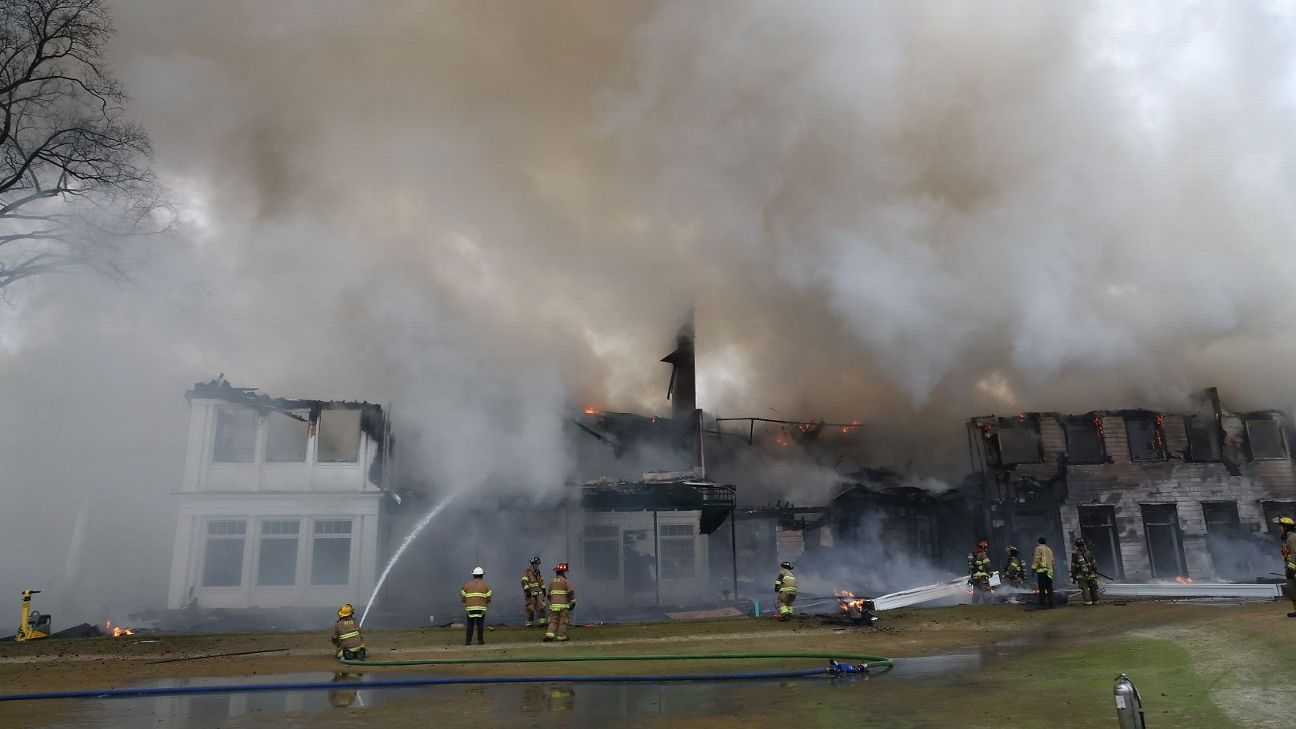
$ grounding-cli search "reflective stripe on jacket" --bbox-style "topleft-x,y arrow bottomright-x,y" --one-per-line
548,576 -> 574,610
461,578 -> 493,616
332,618 -> 364,649
968,550 -> 991,579
521,567 -> 545,596
775,569 -> 797,594
1032,544 -> 1055,578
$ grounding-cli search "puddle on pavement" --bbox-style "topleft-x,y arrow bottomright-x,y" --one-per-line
34,656 -> 981,729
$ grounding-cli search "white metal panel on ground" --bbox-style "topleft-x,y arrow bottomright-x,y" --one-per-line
1102,582 -> 1281,598
872,573 -> 1002,610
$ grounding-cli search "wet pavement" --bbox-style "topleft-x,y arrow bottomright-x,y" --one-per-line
32,655 -> 979,728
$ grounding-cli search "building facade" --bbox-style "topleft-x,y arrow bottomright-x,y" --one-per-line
165,380 -> 388,611
970,390 -> 1296,581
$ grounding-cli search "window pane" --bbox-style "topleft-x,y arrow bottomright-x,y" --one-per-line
265,412 -> 308,462
584,539 -> 620,580
1064,416 -> 1105,464
660,542 -> 694,579
202,537 -> 245,587
1186,416 -> 1221,462
1126,418 -> 1164,461
314,520 -> 352,535
660,524 -> 693,538
213,410 -> 257,463
317,410 -> 361,463
997,418 -> 1042,465
257,537 -> 298,586
1247,419 -> 1286,460
312,536 -> 352,585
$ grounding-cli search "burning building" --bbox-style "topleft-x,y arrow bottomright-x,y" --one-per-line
165,378 -> 392,615
969,388 -> 1296,581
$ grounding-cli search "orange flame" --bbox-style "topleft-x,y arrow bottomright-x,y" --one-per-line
1173,576 -> 1194,584
582,407 -> 599,415
834,590 -> 868,613
105,620 -> 135,637
841,419 -> 861,434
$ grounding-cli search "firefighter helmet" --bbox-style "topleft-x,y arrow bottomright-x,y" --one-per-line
780,561 -> 793,570
472,566 -> 485,577
554,562 -> 569,574
1075,538 -> 1086,546
530,555 -> 542,565
1275,516 -> 1296,527
977,539 -> 989,549
338,603 -> 354,618
1007,545 -> 1018,554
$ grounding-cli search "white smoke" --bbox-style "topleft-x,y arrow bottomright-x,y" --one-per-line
3,0 -> 1296,623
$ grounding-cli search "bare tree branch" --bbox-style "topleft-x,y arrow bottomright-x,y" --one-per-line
0,0 -> 164,294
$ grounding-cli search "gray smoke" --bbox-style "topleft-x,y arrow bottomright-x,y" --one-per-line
2,0 -> 1296,623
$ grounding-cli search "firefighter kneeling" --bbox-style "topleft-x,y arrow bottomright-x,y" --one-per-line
331,603 -> 366,661
544,563 -> 576,642
775,561 -> 797,621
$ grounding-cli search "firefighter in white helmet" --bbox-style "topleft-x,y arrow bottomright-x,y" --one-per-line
461,566 -> 493,646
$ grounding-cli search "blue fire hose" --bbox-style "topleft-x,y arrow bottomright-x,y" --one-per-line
0,653 -> 892,702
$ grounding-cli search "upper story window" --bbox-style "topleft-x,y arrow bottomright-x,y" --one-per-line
1246,417 -> 1288,460
212,410 -> 257,463
1185,415 -> 1222,462
265,411 -> 308,463
1063,414 -> 1106,464
995,415 -> 1043,465
1126,415 -> 1166,462
317,409 -> 362,463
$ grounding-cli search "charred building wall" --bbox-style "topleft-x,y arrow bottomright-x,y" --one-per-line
971,392 -> 1296,582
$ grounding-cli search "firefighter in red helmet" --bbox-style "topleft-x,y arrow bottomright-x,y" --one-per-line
544,563 -> 576,642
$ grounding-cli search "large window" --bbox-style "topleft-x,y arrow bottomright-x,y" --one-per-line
317,410 -> 362,463
995,416 -> 1042,465
257,520 -> 300,586
583,525 -> 620,580
658,524 -> 696,580
1186,415 -> 1222,462
1126,416 -> 1166,462
311,519 -> 353,585
265,412 -> 308,462
1064,415 -> 1106,464
202,520 -> 246,587
1246,418 -> 1287,460
212,410 -> 257,463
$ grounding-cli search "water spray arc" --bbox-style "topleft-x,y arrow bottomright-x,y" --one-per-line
360,495 -> 455,626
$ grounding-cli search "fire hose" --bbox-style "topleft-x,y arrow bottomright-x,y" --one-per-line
0,652 -> 894,703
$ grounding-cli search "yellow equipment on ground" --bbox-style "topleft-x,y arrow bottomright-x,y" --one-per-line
16,590 -> 50,641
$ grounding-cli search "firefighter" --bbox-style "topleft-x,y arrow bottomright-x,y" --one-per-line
461,567 -> 493,646
1070,538 -> 1100,605
1032,536 -> 1055,609
967,539 -> 993,604
544,563 -> 576,642
1002,546 -> 1027,589
521,555 -> 547,627
1276,516 -> 1296,617
775,561 -> 797,621
330,603 -> 367,661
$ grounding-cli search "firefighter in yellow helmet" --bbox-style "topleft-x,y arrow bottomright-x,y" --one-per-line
775,561 -> 797,621
521,555 -> 547,627
461,567 -> 493,646
1276,516 -> 1296,617
543,563 -> 575,642
330,603 -> 366,661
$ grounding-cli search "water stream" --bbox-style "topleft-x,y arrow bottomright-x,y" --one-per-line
359,495 -> 454,626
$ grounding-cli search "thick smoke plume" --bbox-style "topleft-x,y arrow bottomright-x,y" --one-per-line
2,0 -> 1296,622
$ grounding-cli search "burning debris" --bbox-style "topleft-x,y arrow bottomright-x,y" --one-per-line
106,620 -> 136,637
